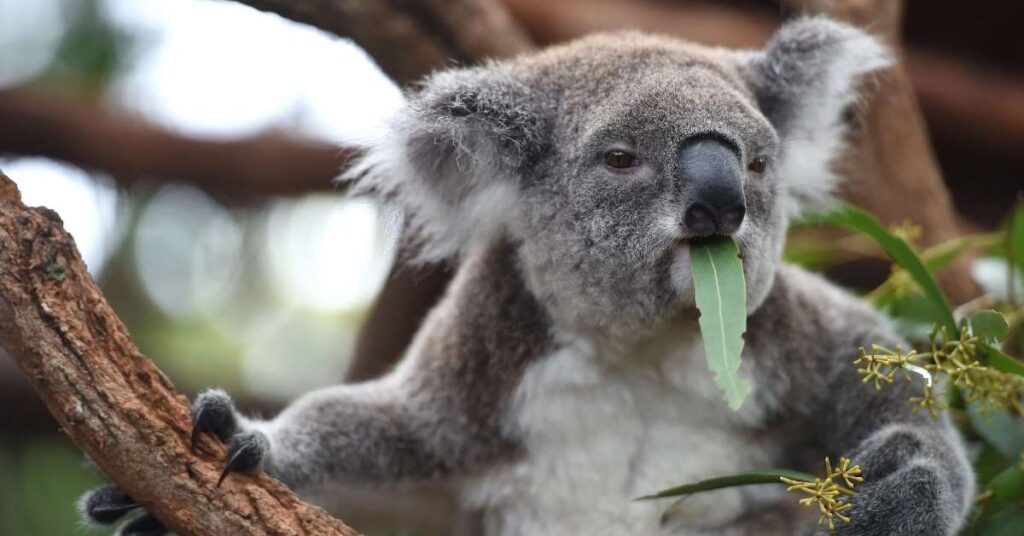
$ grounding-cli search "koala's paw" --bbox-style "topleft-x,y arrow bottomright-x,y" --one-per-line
190,388 -> 270,486
216,430 -> 270,485
78,389 -> 270,534
815,464 -> 956,536
190,388 -> 240,449
78,484 -> 166,535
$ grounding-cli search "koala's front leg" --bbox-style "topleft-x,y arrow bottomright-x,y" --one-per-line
817,376 -> 974,535
205,379 -> 491,494
191,384 -> 451,488
81,378 -> 488,534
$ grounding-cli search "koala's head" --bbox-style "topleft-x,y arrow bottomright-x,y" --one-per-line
349,17 -> 890,340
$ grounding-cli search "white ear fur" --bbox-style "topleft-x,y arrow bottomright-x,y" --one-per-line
746,17 -> 893,216
341,72 -> 531,262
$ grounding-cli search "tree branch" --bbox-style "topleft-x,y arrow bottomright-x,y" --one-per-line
0,88 -> 349,199
235,0 -> 532,85
0,170 -> 360,536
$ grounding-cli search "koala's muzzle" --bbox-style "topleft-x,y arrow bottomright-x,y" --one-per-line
678,138 -> 746,237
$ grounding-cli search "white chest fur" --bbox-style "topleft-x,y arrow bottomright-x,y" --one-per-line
463,330 -> 787,536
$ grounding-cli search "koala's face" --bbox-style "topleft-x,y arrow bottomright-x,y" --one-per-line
352,18 -> 889,340
512,43 -> 784,337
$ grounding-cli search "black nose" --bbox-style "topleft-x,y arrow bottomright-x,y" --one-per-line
678,137 -> 746,237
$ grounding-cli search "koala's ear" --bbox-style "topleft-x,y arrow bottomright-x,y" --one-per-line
344,66 -> 546,261
740,16 -> 892,215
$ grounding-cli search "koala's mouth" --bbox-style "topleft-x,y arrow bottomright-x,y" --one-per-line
678,235 -> 746,258
687,235 -> 736,247
668,235 -> 743,300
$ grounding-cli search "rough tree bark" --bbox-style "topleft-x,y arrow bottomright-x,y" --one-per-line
0,170 -> 360,535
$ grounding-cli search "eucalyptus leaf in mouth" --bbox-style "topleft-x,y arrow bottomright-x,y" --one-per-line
689,236 -> 750,411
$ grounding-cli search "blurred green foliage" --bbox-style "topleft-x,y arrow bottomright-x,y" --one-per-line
47,0 -> 133,92
0,439 -> 104,535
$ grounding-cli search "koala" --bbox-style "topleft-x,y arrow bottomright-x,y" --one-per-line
80,16 -> 974,536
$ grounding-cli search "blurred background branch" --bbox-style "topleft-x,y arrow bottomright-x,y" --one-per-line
0,87 -> 349,199
236,0 -> 533,84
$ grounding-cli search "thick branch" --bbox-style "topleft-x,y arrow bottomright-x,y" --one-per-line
504,0 -> 776,48
907,50 -> 1024,159
0,88 -> 348,199
346,250 -> 452,383
0,171 -> 359,536
235,0 -> 532,85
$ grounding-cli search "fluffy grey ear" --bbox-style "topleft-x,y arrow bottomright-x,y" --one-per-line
343,66 -> 546,261
741,16 -> 892,215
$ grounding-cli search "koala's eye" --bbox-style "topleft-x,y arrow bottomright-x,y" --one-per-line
604,150 -> 637,169
748,156 -> 767,174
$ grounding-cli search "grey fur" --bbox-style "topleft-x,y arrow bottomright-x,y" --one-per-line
259,241 -> 550,490
80,16 -> 972,536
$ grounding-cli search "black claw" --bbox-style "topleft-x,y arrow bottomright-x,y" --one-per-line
118,514 -> 166,536
190,404 -> 209,451
80,484 -> 141,525
190,389 -> 239,450
216,463 -> 234,487
91,501 -> 143,519
217,432 -> 268,487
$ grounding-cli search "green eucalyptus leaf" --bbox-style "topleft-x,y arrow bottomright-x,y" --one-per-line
982,342 -> 1024,378
972,310 -> 1010,344
800,203 -> 957,335
968,402 -> 1024,460
864,233 -> 1001,308
879,293 -> 945,338
690,238 -> 751,410
974,443 -> 1014,485
989,465 -> 1024,501
962,501 -> 1024,536
636,470 -> 816,500
923,232 -> 1002,273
